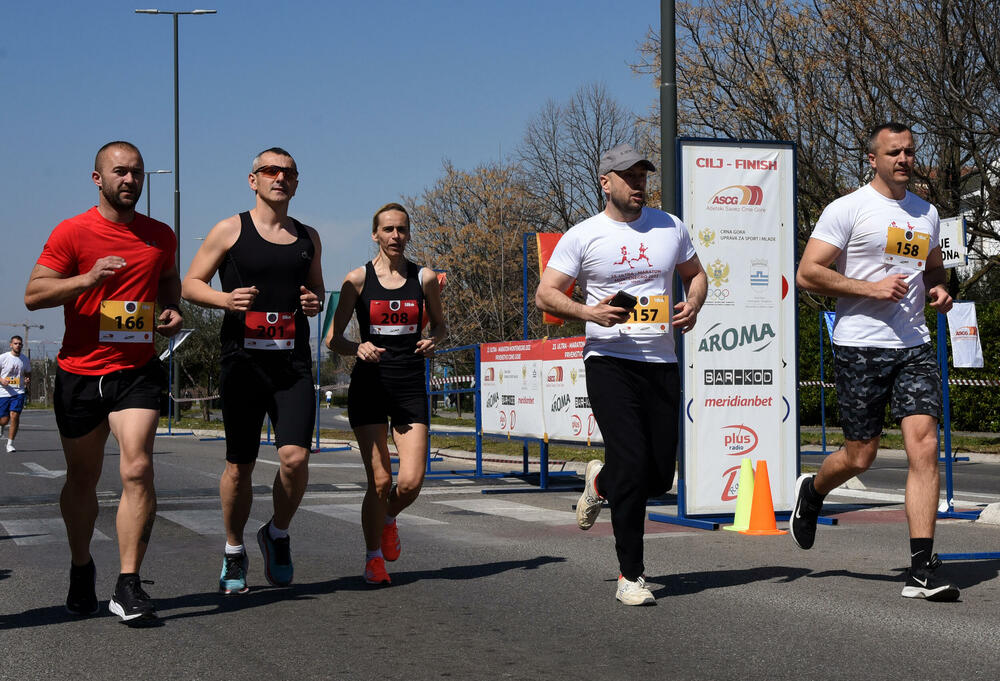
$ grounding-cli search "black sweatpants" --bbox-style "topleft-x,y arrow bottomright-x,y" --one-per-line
585,356 -> 680,580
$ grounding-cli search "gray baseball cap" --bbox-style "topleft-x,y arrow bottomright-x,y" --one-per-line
598,143 -> 656,176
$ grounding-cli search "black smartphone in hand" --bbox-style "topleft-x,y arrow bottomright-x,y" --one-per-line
609,290 -> 637,310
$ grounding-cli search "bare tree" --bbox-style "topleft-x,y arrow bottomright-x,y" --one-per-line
519,83 -> 646,231
405,160 -> 551,350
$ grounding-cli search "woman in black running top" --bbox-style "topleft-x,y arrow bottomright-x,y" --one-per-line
325,203 -> 446,586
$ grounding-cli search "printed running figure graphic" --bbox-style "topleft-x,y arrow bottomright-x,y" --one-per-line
613,243 -> 653,268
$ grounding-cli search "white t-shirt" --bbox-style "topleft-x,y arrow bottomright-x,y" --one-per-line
810,184 -> 940,348
546,207 -> 698,362
0,351 -> 31,397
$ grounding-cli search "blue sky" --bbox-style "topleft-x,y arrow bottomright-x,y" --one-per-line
1,0 -> 659,356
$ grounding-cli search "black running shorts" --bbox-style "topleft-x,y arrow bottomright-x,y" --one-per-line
220,355 -> 315,463
54,359 -> 166,439
833,342 -> 941,441
347,363 -> 428,429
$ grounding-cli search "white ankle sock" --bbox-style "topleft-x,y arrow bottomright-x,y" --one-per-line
225,543 -> 244,555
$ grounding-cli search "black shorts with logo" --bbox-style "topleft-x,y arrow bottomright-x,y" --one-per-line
54,359 -> 166,439
220,353 -> 315,464
833,342 -> 941,441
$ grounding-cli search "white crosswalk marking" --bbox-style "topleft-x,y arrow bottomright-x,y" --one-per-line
157,509 -> 268,536
0,518 -> 110,546
433,499 -> 582,525
445,479 -> 474,485
303,504 -> 447,526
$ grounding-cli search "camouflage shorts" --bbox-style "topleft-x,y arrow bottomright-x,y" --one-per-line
833,342 -> 941,441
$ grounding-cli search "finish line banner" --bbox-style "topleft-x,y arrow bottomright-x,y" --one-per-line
679,139 -> 798,516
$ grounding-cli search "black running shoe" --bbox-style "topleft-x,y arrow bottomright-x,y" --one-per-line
66,558 -> 99,616
790,474 -> 822,550
901,554 -> 960,601
109,573 -> 157,622
257,520 -> 293,586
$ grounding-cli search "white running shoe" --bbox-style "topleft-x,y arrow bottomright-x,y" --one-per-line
576,459 -> 604,530
5,440 -> 14,453
616,575 -> 655,606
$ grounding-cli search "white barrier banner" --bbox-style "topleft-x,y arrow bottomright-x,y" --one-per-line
541,337 -> 603,444
947,302 -> 984,368
680,140 -> 798,516
479,340 -> 545,438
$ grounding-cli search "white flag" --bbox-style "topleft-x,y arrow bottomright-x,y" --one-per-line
947,302 -> 983,368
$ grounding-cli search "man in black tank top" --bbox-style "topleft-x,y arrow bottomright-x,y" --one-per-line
182,147 -> 325,595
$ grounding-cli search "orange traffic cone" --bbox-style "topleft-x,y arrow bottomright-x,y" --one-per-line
739,460 -> 788,536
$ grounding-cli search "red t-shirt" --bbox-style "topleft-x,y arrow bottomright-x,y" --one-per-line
37,207 -> 177,375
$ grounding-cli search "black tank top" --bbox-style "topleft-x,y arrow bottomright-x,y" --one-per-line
218,211 -> 315,364
354,260 -> 425,370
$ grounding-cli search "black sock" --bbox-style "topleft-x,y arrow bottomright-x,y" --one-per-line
806,476 -> 826,502
910,537 -> 934,570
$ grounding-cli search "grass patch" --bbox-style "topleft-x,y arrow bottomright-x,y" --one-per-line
799,429 -> 1000,454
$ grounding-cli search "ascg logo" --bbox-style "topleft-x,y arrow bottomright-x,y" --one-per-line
721,424 -> 758,456
708,185 -> 763,208
698,322 -> 776,353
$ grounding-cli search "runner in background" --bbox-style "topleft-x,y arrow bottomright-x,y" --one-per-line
325,203 -> 446,586
0,335 -> 32,452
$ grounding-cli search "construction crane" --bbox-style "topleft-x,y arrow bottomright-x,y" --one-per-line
0,321 -> 45,358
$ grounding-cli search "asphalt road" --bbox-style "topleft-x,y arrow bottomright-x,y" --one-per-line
3,410 -> 1000,681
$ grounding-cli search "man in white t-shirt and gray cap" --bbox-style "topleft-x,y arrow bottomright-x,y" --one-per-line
535,143 -> 706,605
794,122 -> 958,601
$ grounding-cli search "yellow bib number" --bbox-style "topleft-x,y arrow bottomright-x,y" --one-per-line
99,301 -> 154,344
6,376 -> 19,388
620,295 -> 671,335
883,225 -> 929,271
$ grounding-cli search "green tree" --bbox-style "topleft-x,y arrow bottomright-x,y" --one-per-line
154,301 -> 222,420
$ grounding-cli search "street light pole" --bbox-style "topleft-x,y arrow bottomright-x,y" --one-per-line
135,8 -> 216,272
136,8 -> 216,420
144,169 -> 171,217
661,0 -> 677,214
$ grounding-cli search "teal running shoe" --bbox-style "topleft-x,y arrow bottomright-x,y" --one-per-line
219,550 -> 249,594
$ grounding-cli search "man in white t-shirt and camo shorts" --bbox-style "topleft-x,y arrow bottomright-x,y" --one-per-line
536,144 -> 707,606
794,122 -> 958,601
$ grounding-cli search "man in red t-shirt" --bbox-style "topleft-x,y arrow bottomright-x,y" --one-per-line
24,141 -> 183,623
